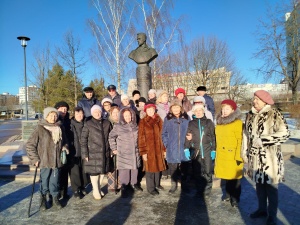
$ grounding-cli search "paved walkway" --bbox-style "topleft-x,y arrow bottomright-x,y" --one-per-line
0,157 -> 299,225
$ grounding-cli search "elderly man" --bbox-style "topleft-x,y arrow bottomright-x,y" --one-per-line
196,86 -> 215,119
103,84 -> 122,108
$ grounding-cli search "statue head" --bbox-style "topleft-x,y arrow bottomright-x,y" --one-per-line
137,33 -> 146,46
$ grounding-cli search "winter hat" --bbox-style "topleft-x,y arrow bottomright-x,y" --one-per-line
101,97 -> 113,106
193,96 -> 206,104
174,88 -> 186,96
192,104 -> 205,113
121,94 -> 129,101
107,84 -> 116,90
54,101 -> 69,111
83,86 -> 94,92
144,102 -> 156,112
43,107 -> 58,119
170,98 -> 182,108
221,99 -> 237,111
132,90 -> 140,97
148,89 -> 156,95
138,97 -> 147,103
254,90 -> 274,105
196,86 -> 207,92
91,105 -> 102,114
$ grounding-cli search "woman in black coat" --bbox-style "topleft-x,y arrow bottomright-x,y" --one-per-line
81,105 -> 112,200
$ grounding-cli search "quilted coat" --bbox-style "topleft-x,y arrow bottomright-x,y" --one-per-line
138,114 -> 166,172
108,108 -> 141,170
214,109 -> 244,180
242,105 -> 289,184
162,112 -> 190,163
81,117 -> 112,174
26,119 -> 68,169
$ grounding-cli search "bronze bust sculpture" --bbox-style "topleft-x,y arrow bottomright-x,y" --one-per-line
129,33 -> 158,98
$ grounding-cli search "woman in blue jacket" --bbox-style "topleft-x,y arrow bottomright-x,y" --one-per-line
162,99 -> 189,193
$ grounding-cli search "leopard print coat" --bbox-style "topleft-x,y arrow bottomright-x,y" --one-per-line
243,105 -> 290,184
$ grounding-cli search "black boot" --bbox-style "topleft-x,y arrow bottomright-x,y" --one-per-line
39,195 -> 47,211
53,196 -> 62,209
132,184 -> 143,192
121,184 -> 128,198
169,181 -> 177,193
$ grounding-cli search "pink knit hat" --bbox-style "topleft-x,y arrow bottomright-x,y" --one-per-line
254,90 -> 274,105
221,99 -> 237,110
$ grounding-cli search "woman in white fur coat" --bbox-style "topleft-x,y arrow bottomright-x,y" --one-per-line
243,90 -> 290,225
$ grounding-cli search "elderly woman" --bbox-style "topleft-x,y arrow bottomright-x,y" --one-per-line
185,104 -> 215,197
138,102 -> 166,195
243,90 -> 289,225
109,108 -> 142,198
81,105 -> 112,200
214,99 -> 243,207
26,107 -> 68,210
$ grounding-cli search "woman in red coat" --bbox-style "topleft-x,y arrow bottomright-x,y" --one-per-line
138,103 -> 166,195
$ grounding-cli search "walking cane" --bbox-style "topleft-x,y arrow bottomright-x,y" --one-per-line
114,155 -> 118,194
28,166 -> 38,218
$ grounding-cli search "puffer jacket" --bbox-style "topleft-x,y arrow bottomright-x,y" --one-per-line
184,115 -> 215,159
214,109 -> 243,180
243,105 -> 290,184
108,108 -> 141,170
81,117 -> 112,174
69,118 -> 84,157
162,112 -> 190,163
77,96 -> 101,118
26,119 -> 68,169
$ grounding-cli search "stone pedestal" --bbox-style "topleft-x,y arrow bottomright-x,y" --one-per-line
22,120 -> 38,141
136,65 -> 152,99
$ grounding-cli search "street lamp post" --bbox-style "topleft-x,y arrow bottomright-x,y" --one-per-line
17,36 -> 30,120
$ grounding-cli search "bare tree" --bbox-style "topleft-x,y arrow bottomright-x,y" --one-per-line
227,70 -> 248,101
137,0 -> 183,79
56,30 -> 87,106
254,0 -> 300,104
30,45 -> 51,110
88,0 -> 136,91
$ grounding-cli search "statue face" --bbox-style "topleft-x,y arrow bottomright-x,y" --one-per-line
137,34 -> 146,46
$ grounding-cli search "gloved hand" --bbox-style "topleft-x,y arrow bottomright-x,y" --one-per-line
236,160 -> 243,166
211,151 -> 216,160
253,137 -> 263,148
184,148 -> 191,160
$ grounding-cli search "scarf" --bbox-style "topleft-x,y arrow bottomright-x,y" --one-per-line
44,125 -> 62,144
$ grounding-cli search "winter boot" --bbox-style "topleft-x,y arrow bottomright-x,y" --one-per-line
90,175 -> 101,200
121,184 -> 128,198
39,195 -> 47,211
53,196 -> 62,209
169,181 -> 177,193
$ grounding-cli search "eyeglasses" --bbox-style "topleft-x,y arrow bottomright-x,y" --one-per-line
103,104 -> 111,107
108,89 -> 116,92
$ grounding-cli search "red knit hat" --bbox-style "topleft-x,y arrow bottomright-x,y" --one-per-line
175,88 -> 186,96
144,103 -> 156,112
254,90 -> 274,105
221,99 -> 237,110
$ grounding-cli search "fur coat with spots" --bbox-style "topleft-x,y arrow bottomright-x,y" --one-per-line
242,105 -> 290,184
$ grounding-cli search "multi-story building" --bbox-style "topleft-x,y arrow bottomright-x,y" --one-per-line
18,85 -> 38,104
127,67 -> 231,100
0,93 -> 19,106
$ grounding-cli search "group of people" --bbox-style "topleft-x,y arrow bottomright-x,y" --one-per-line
26,84 -> 289,225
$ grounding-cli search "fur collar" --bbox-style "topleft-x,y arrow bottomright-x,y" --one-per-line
216,108 -> 242,125
251,104 -> 272,115
166,111 -> 189,120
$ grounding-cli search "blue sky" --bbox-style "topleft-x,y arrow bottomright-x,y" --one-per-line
0,0 -> 288,95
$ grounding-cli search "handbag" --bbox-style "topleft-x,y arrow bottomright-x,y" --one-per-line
61,150 -> 67,165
